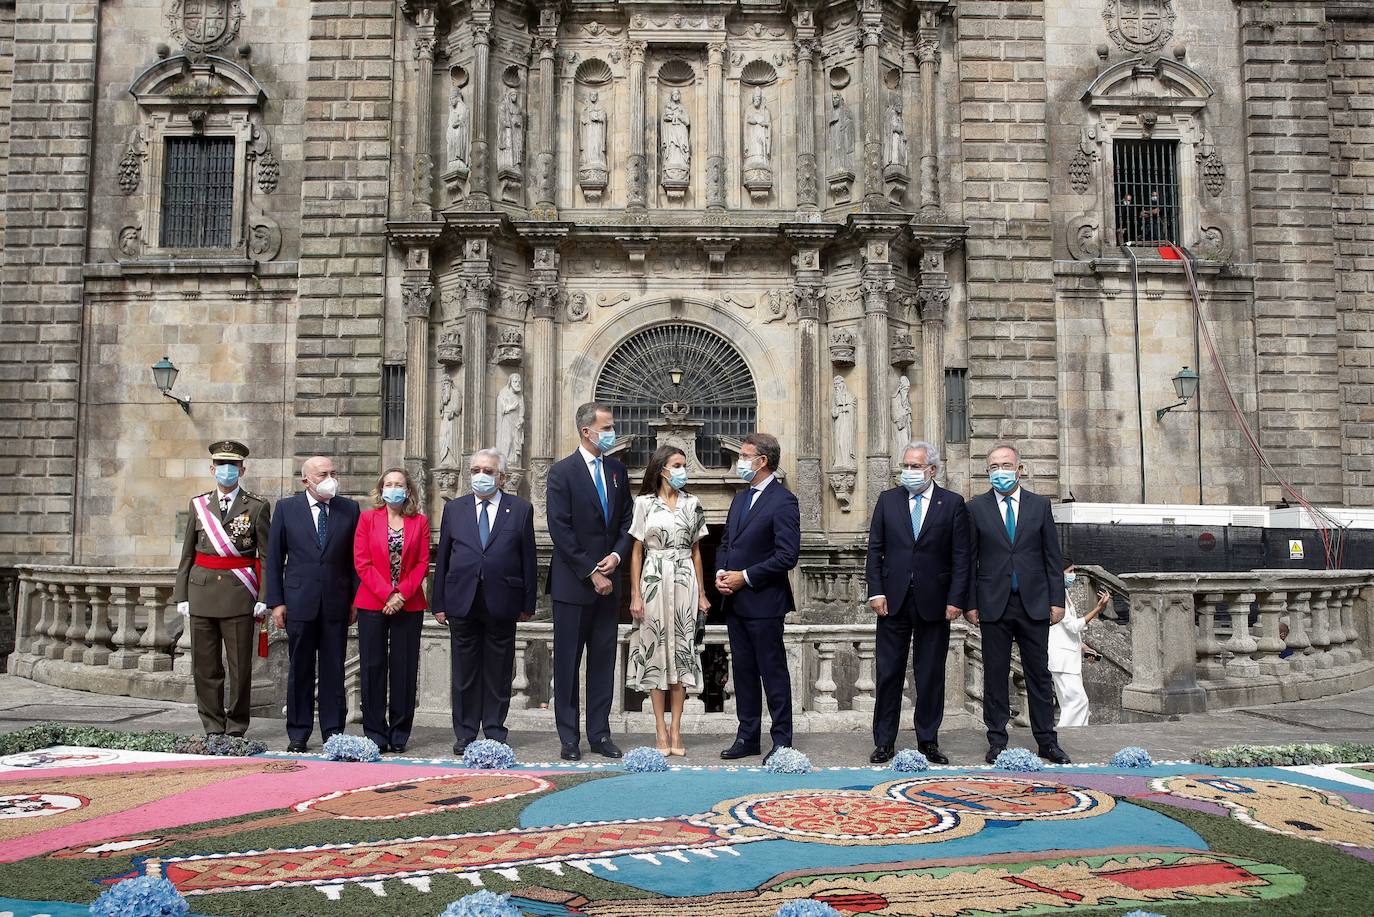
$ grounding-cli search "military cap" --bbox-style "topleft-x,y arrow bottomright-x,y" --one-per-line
209,440 -> 250,462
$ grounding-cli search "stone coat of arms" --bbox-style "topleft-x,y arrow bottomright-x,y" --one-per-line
1103,0 -> 1175,55
166,0 -> 243,56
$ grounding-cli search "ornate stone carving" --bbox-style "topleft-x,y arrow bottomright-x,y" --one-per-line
578,89 -> 609,200
255,148 -> 279,194
1196,224 -> 1232,262
890,332 -> 917,368
1103,0 -> 1175,55
118,130 -> 144,194
596,291 -> 632,309
1067,217 -> 1104,261
497,88 -> 525,201
247,220 -> 281,261
565,290 -> 589,322
1197,148 -> 1226,198
433,467 -> 461,501
742,88 -> 773,201
916,286 -> 950,322
827,469 -> 856,513
495,373 -> 525,468
437,371 -> 461,468
831,376 -> 858,468
165,0 -> 243,56
1068,148 -> 1093,194
891,374 -> 913,463
826,92 -> 855,202
116,224 -> 143,260
402,282 -> 433,320
492,327 -> 524,365
829,329 -> 856,366
436,321 -> 463,367
762,288 -> 794,323
660,88 -> 691,199
405,458 -> 429,512
447,87 -> 471,176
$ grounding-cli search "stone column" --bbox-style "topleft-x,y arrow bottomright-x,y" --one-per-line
524,233 -> 566,528
914,3 -> 945,222
858,0 -> 885,210
861,250 -> 893,510
468,9 -> 494,208
793,15 -> 820,213
461,242 -> 494,449
916,239 -> 954,449
411,3 -> 438,216
532,2 -> 559,219
706,41 -> 727,211
403,272 -> 434,506
626,40 -> 648,210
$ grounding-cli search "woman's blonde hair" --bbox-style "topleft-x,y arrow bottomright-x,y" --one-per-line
370,466 -> 421,516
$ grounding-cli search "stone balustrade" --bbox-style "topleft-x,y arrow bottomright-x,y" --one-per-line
1120,570 -> 1374,715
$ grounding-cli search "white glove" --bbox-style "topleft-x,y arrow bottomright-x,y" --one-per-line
253,602 -> 267,621
177,601 -> 190,619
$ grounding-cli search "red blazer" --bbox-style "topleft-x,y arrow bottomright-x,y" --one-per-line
353,509 -> 431,611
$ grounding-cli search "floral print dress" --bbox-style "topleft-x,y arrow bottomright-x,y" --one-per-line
626,493 -> 707,691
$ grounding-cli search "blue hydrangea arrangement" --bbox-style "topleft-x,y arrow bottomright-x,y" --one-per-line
438,890 -> 524,917
1121,911 -> 1167,917
322,733 -> 381,763
764,746 -> 812,775
622,746 -> 669,773
1110,746 -> 1153,768
89,876 -> 189,917
891,748 -> 931,772
993,747 -> 1044,772
772,900 -> 843,917
461,738 -> 517,769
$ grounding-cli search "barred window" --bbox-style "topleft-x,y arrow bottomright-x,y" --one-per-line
382,364 -> 406,440
944,368 -> 968,444
159,137 -> 235,248
1113,139 -> 1179,246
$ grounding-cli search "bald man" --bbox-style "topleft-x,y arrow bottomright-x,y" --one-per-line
263,456 -> 361,752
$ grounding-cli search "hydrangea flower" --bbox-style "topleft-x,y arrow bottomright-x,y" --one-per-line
461,738 -> 517,769
438,890 -> 524,917
322,733 -> 381,763
622,746 -> 669,773
891,748 -> 931,772
89,875 -> 190,917
773,900 -> 843,917
1121,911 -> 1168,917
1110,746 -> 1153,768
764,746 -> 811,775
992,747 -> 1043,772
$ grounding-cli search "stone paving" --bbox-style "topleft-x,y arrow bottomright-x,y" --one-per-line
3,673 -> 1372,767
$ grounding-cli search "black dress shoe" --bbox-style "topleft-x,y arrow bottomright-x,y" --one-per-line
227,731 -> 245,739
590,738 -> 622,759
918,742 -> 950,765
287,741 -> 308,753
452,740 -> 470,757
322,731 -> 341,742
720,742 -> 761,760
869,745 -> 895,764
985,745 -> 1006,765
560,743 -> 582,761
391,744 -> 406,755
1038,744 -> 1072,765
763,745 -> 785,766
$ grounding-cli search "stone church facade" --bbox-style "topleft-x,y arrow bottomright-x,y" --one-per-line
0,0 -> 1371,579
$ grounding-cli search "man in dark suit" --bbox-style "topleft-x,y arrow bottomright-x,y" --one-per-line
716,432 -> 801,762
263,455 -> 360,753
865,440 -> 970,765
966,443 -> 1070,765
545,402 -> 633,761
433,448 -> 537,756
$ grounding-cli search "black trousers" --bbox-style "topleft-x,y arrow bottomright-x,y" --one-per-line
552,595 -> 617,746
726,614 -> 793,748
872,597 -> 950,747
980,592 -> 1058,749
450,586 -> 518,744
356,609 -> 422,749
285,614 -> 348,744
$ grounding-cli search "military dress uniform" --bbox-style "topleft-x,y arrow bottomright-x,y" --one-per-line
172,441 -> 272,736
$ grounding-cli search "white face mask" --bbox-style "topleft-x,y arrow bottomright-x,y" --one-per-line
313,477 -> 339,500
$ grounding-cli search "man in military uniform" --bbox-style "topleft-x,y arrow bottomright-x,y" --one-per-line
173,440 -> 272,737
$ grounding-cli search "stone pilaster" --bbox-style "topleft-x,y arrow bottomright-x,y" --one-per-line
467,3 -> 494,208
519,223 -> 570,527
853,216 -> 905,511
858,0 -> 885,211
916,237 -> 959,451
626,39 -> 647,210
410,2 -> 438,217
914,2 -> 947,222
706,41 -> 726,211
784,222 -> 838,535
531,2 -> 559,219
793,6 -> 820,213
389,221 -> 445,511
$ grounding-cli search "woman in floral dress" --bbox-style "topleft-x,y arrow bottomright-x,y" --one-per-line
628,445 -> 710,756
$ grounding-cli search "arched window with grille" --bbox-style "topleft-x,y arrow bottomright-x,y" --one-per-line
594,324 -> 757,468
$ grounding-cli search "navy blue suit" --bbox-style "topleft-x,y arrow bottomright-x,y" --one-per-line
262,492 -> 360,744
434,491 -> 537,744
545,449 -> 634,746
967,486 -> 1065,749
864,484 -> 970,746
717,476 -> 800,747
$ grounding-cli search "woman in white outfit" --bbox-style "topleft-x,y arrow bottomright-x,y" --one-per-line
1048,560 -> 1111,727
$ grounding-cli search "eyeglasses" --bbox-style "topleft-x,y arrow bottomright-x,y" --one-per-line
899,463 -> 931,471
986,463 -> 1018,472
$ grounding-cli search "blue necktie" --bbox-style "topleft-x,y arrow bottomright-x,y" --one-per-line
741,488 -> 758,526
478,499 -> 491,549
1004,496 -> 1018,593
911,493 -> 923,540
592,458 -> 609,524
315,501 -> 329,549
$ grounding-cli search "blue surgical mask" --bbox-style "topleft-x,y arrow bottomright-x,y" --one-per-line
666,468 -> 689,490
989,470 -> 1017,493
899,468 -> 927,492
382,486 -> 407,506
596,430 -> 616,452
736,457 -> 758,482
471,473 -> 497,496
215,464 -> 240,488
1064,573 -> 1076,587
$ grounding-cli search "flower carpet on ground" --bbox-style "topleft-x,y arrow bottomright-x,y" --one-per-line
0,745 -> 1373,915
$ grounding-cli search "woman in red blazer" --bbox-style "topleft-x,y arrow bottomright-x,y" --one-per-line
353,467 -> 431,753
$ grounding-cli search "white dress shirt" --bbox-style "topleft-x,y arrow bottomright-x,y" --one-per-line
997,485 -> 1021,524
217,486 -> 241,515
307,492 -> 331,529
475,489 -> 502,530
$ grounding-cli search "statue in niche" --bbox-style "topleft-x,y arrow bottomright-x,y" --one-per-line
447,88 -> 470,170
891,374 -> 912,464
828,92 -> 855,172
831,375 -> 858,469
495,373 -> 525,468
661,88 -> 692,180
743,88 -> 771,166
497,88 -> 525,172
437,372 -> 460,467
580,90 -> 608,167
886,98 -> 908,169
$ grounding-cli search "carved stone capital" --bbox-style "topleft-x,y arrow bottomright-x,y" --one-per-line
916,286 -> 950,323
402,282 -> 433,319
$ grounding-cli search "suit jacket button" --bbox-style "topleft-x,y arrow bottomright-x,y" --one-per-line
217,574 -> 223,581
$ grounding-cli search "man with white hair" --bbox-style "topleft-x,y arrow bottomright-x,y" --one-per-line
263,455 -> 361,753
432,448 -> 537,756
864,440 -> 970,765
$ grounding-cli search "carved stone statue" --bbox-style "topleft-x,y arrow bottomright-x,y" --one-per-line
497,89 -> 525,172
891,374 -> 912,464
831,375 -> 858,469
447,88 -> 470,170
744,88 -> 771,166
437,372 -> 460,467
495,373 -> 525,468
828,92 -> 855,172
661,88 -> 691,181
580,90 -> 607,168
886,99 -> 908,168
